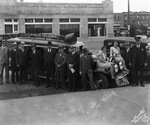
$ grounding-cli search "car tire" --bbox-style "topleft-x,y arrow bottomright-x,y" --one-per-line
93,73 -> 109,89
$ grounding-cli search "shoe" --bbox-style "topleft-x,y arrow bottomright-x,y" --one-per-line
45,84 -> 50,88
36,84 -> 40,87
56,86 -> 60,89
0,81 -> 3,85
6,81 -> 10,84
18,82 -> 23,85
141,84 -> 145,87
82,88 -> 86,91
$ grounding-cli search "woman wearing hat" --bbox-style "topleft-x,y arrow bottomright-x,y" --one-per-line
97,46 -> 115,79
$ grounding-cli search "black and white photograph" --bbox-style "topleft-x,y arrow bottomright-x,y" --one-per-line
0,0 -> 150,124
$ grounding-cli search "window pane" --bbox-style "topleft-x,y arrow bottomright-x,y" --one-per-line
88,24 -> 106,37
25,25 -> 34,33
44,19 -> 52,22
5,19 -> 12,22
25,19 -> 33,23
98,18 -> 107,22
43,25 -> 52,33
59,18 -> 69,22
25,24 -> 52,33
14,19 -> 18,22
88,18 -> 97,22
5,25 -> 13,33
14,25 -> 18,31
71,18 -> 80,22
60,24 -> 80,37
35,19 -> 43,23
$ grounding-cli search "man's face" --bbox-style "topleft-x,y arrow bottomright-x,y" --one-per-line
13,45 -> 17,50
31,46 -> 35,51
136,40 -> 140,45
2,43 -> 5,47
20,44 -> 24,49
48,45 -> 51,49
58,48 -> 63,53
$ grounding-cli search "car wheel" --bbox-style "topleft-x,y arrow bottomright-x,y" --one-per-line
93,73 -> 109,89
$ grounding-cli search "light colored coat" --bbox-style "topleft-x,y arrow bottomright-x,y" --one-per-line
0,46 -> 9,65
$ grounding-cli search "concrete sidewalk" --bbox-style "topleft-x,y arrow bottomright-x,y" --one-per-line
0,84 -> 149,125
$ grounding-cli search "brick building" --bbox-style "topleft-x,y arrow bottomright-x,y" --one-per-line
0,0 -> 113,50
114,11 -> 150,28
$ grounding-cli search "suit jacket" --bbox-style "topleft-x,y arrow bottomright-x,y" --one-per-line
30,49 -> 42,71
16,49 -> 28,66
67,51 -> 80,72
80,54 -> 94,73
129,44 -> 146,67
122,47 -> 131,64
10,49 -> 17,70
44,48 -> 57,67
0,46 -> 10,65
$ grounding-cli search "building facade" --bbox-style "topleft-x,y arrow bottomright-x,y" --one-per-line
0,0 -> 113,49
114,11 -> 150,28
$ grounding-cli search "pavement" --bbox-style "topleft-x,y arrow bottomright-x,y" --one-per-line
0,80 -> 150,125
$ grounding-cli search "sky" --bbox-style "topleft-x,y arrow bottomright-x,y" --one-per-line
18,0 -> 150,13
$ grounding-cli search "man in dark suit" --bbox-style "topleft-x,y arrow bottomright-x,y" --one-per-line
16,42 -> 28,85
10,42 -> 18,84
30,43 -> 42,87
129,37 -> 147,87
54,46 -> 67,89
80,48 -> 95,91
67,45 -> 80,92
44,41 -> 57,88
122,41 -> 132,84
0,41 -> 10,84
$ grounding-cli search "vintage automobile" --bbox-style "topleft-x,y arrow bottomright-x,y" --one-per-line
92,36 -> 150,89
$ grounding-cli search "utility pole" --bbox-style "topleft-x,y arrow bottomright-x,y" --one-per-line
128,0 -> 130,36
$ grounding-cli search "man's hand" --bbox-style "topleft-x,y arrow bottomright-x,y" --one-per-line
129,63 -> 131,66
79,71 -> 82,75
69,64 -> 73,68
57,65 -> 60,68
144,63 -> 147,67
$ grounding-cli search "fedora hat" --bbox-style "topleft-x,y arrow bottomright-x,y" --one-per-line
12,42 -> 17,46
20,41 -> 25,45
48,41 -> 52,46
31,43 -> 36,48
134,36 -> 141,41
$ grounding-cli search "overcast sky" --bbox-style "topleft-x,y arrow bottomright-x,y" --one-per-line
19,0 -> 150,13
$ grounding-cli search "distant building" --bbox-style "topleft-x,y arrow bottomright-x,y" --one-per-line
114,11 -> 150,28
0,0 -> 114,49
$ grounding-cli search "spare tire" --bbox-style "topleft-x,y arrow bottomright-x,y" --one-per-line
93,73 -> 109,89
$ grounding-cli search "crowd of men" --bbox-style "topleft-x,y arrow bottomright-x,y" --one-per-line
0,41 -> 96,92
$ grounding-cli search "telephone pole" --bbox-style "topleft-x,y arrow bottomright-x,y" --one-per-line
128,0 -> 130,36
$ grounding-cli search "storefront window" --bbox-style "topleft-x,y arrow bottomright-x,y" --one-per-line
25,24 -> 52,33
60,24 -> 80,37
88,24 -> 106,37
5,25 -> 13,33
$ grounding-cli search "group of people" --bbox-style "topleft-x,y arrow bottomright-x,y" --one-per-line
96,36 -> 147,87
0,36 -> 147,93
0,40 -> 96,92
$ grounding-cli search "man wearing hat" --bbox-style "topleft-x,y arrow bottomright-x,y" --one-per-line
80,48 -> 95,91
122,41 -> 132,84
30,43 -> 42,87
10,42 -> 18,84
67,45 -> 80,92
44,41 -> 57,88
16,42 -> 28,85
0,41 -> 10,84
54,46 -> 67,89
129,37 -> 147,87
